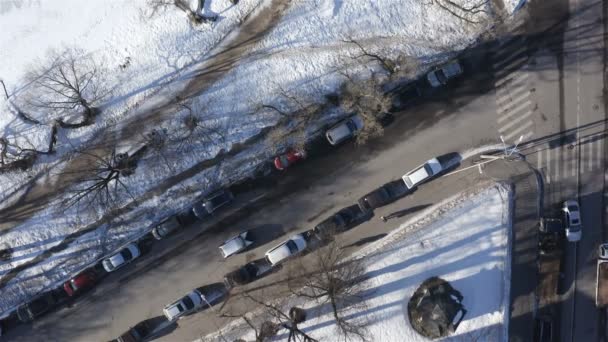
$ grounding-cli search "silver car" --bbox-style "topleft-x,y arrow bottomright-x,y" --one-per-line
163,290 -> 204,321
325,115 -> 364,145
427,60 -> 463,87
102,243 -> 141,273
219,231 -> 253,258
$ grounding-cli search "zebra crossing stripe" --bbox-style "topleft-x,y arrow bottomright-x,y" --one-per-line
495,71 -> 528,88
493,45 -> 528,69
504,121 -> 534,140
496,86 -> 531,109
588,139 -> 594,171
499,110 -> 533,132
497,99 -> 532,123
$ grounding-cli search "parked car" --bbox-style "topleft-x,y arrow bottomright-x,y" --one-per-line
63,270 -> 97,297
16,293 -> 57,322
265,234 -> 307,266
357,179 -> 411,212
116,320 -> 156,342
402,158 -> 443,189
224,260 -> 272,288
192,188 -> 234,220
563,200 -> 582,242
538,218 -> 563,255
152,215 -> 186,240
219,231 -> 253,258
274,150 -> 306,170
163,290 -> 204,321
426,60 -> 463,87
325,115 -> 364,145
314,205 -> 369,240
102,243 -> 141,273
533,315 -> 554,342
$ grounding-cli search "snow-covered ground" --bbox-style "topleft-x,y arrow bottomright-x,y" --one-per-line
0,0 -> 522,316
203,184 -> 512,341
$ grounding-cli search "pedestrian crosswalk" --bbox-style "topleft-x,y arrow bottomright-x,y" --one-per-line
492,17 -> 535,145
535,133 -> 605,184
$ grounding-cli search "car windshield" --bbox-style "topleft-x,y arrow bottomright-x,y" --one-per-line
286,240 -> 299,254
436,69 -> 448,84
182,296 -> 195,310
571,219 -> 580,226
69,280 -> 79,291
568,205 -> 578,212
362,198 -> 372,210
279,155 -> 290,166
208,193 -> 227,208
121,248 -> 133,261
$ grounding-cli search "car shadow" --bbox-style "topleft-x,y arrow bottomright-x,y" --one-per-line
246,224 -> 285,248
144,316 -> 177,341
341,233 -> 388,249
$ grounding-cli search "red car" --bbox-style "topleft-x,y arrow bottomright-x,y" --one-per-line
274,150 -> 306,170
63,270 -> 97,297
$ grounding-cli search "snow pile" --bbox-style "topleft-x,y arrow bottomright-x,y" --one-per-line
0,0 -> 514,316
205,184 -> 512,341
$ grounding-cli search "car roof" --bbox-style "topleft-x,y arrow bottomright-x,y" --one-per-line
108,253 -> 125,267
405,166 -> 430,185
220,236 -> 245,256
266,234 -> 305,264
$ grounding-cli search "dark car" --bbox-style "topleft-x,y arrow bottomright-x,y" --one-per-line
533,316 -> 554,342
17,293 -> 57,322
224,260 -> 272,288
117,320 -> 156,342
193,189 -> 234,220
357,179 -> 410,212
152,214 -> 187,240
313,205 -> 369,240
63,270 -> 97,297
538,218 -> 563,255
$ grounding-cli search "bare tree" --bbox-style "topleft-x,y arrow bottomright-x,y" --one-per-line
0,123 -> 59,173
173,98 -> 225,151
22,49 -> 107,128
338,72 -> 391,145
62,147 -> 146,209
288,240 -> 369,341
424,0 -> 490,24
221,291 -> 318,342
342,38 -> 420,80
146,0 -> 218,24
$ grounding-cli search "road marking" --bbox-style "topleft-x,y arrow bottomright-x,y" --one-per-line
495,71 -> 528,88
587,140 -> 594,171
537,146 -> 543,170
493,45 -> 528,69
498,99 -> 532,123
597,137 -> 603,169
499,110 -> 533,132
504,121 -> 534,140
496,86 -> 531,108
554,147 -> 560,181
572,151 -> 577,177
521,131 -> 534,142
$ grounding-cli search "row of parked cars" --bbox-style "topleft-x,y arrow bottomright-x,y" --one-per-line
6,59 -> 464,340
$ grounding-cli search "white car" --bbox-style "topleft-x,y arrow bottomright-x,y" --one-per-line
265,234 -> 307,266
402,158 -> 443,189
163,290 -> 204,321
563,200 -> 582,242
427,60 -> 463,87
325,115 -> 364,145
102,243 -> 141,273
219,231 -> 253,258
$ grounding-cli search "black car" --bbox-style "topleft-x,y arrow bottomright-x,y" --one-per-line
17,293 -> 57,322
313,205 -> 369,240
224,260 -> 272,288
192,189 -> 234,220
538,218 -> 563,255
117,319 -> 158,342
357,179 -> 410,212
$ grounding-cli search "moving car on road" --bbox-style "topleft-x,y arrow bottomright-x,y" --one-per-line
63,269 -> 97,297
426,60 -> 463,87
16,292 -> 57,322
219,231 -> 253,258
163,290 -> 204,321
357,179 -> 410,212
325,115 -> 364,145
265,234 -> 307,266
562,200 -> 582,242
193,188 -> 234,220
402,158 -> 443,189
102,243 -> 141,273
274,150 -> 306,170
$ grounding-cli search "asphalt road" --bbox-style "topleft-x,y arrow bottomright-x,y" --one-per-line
3,46 -> 503,341
5,0 -> 607,341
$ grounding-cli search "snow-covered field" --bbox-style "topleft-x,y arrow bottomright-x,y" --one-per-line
204,184 -> 512,341
0,0 -> 522,316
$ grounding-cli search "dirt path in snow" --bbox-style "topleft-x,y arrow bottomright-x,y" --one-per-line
0,0 -> 291,286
